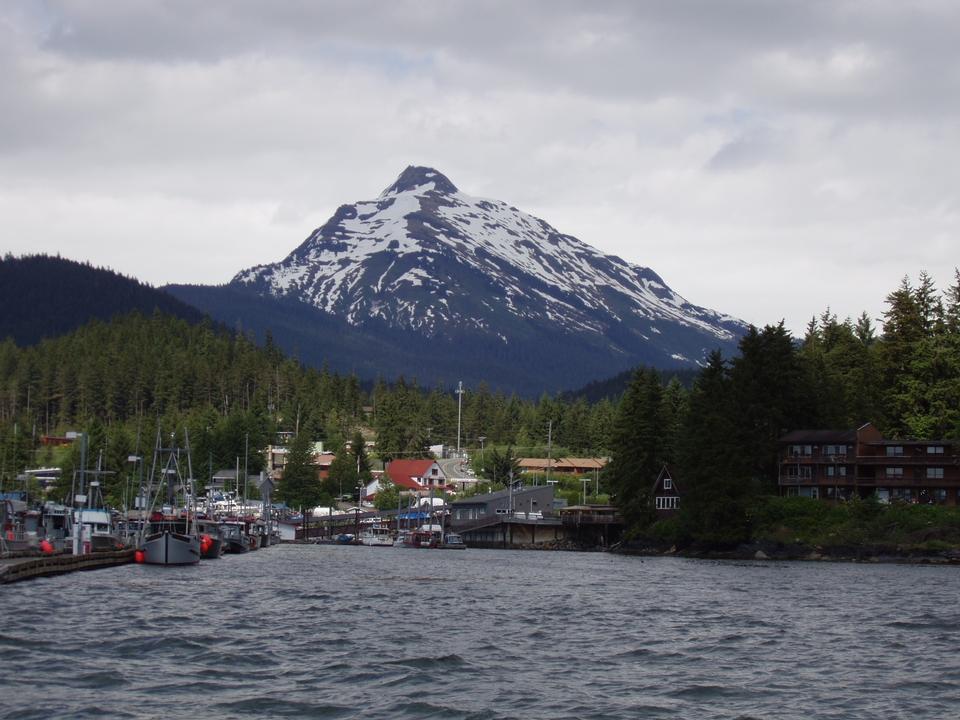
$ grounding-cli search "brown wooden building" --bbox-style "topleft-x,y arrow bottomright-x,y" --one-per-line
778,422 -> 960,504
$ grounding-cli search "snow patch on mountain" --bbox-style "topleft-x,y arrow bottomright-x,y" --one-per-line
233,166 -> 745,361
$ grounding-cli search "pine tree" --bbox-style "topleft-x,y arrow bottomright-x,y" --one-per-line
605,368 -> 664,531
730,323 -> 812,489
276,432 -> 323,510
676,351 -> 751,545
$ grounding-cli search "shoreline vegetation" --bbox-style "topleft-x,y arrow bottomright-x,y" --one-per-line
616,495 -> 960,564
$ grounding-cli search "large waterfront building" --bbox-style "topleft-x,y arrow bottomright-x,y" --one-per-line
778,423 -> 960,504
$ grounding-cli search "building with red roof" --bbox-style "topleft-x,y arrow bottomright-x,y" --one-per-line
384,459 -> 448,496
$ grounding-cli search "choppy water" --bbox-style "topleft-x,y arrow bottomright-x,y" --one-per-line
2,546 -> 960,719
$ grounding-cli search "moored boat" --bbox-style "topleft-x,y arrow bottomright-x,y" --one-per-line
359,524 -> 393,546
196,519 -> 225,559
220,520 -> 250,553
142,519 -> 201,565
136,428 -> 201,566
402,525 -> 442,548
440,532 -> 467,550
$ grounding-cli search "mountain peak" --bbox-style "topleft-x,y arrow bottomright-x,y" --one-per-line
230,167 -> 747,386
382,166 -> 458,196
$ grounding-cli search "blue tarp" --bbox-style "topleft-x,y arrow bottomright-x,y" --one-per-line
397,511 -> 430,520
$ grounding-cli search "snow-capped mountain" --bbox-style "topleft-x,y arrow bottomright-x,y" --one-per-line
231,166 -> 745,369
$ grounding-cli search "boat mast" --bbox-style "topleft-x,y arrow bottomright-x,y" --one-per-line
184,427 -> 196,538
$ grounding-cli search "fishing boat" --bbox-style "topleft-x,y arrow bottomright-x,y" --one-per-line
72,480 -> 123,553
142,517 -> 200,565
440,532 -> 467,550
196,519 -> 225,559
402,524 -> 443,548
137,429 -> 201,566
220,520 -> 250,554
359,523 -> 393,546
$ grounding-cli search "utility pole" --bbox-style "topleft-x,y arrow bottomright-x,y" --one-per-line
243,432 -> 249,513
546,420 -> 553,487
455,381 -> 464,458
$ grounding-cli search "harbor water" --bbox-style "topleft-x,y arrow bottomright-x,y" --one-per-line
2,546 -> 959,719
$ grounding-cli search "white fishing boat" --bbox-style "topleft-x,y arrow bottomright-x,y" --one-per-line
71,480 -> 123,554
359,524 -> 393,546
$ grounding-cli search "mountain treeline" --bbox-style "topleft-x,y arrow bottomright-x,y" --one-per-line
3,265 -> 958,545
605,270 -> 960,544
0,311 -> 634,504
0,254 -> 207,346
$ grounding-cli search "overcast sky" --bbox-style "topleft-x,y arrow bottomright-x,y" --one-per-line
2,0 -> 958,335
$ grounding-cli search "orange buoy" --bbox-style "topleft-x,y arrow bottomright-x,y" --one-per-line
134,550 -> 145,563
39,540 -> 55,554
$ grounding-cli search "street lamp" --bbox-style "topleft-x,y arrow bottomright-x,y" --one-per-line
478,436 -> 486,465
455,381 -> 464,458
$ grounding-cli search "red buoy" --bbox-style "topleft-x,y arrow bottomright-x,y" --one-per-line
39,540 -> 55,555
134,550 -> 145,563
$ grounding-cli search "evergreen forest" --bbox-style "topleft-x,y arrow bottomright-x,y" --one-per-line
1,269 -> 959,547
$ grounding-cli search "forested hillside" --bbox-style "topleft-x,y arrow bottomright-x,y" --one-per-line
2,269 -> 958,546
605,270 -> 960,544
0,254 -> 208,345
0,312 -> 619,505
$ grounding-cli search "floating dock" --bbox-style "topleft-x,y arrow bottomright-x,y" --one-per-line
0,549 -> 134,585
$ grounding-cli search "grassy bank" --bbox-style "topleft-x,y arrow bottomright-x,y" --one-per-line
633,495 -> 960,559
749,495 -> 960,554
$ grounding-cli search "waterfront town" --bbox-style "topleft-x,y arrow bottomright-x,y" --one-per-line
4,416 -> 960,583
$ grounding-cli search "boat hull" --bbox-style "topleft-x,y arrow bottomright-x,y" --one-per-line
200,536 -> 224,559
142,531 -> 200,565
224,538 -> 249,554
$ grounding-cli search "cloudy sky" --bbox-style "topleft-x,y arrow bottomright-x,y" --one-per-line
2,0 -> 958,335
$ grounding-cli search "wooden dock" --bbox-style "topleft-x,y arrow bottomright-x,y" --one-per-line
0,549 -> 134,585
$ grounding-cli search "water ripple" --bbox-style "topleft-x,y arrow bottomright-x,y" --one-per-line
2,546 -> 960,719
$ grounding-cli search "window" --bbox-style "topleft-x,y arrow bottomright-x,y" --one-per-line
826,466 -> 847,478
656,496 -> 679,510
663,477 -> 672,490
790,445 -> 812,457
927,467 -> 944,480
927,446 -> 945,455
885,467 -> 904,478
824,445 -> 847,457
886,446 -> 904,457
934,489 -> 947,503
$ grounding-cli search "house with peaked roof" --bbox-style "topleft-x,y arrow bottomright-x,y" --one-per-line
651,465 -> 680,516
384,459 -> 448,497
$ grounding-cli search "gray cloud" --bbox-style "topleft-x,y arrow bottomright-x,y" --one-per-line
1,0 -> 959,336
